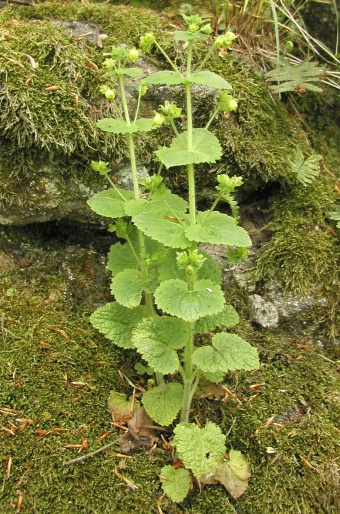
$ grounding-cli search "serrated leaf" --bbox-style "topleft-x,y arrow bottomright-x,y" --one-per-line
142,70 -> 185,86
87,188 -> 134,218
132,316 -> 189,374
291,147 -> 321,185
173,422 -> 226,481
185,211 -> 252,247
90,302 -> 146,349
192,332 -> 260,373
156,129 -> 222,168
97,118 -> 139,134
107,234 -> 165,277
131,192 -> 191,249
191,71 -> 232,90
199,370 -> 226,384
111,269 -> 158,308
108,391 -> 139,416
160,465 -> 191,503
107,242 -> 139,277
214,450 -> 251,499
158,249 -> 222,284
194,304 -> 239,333
142,383 -> 183,426
154,279 -> 225,322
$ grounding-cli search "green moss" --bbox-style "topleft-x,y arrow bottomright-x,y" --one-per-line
1,224 -> 339,513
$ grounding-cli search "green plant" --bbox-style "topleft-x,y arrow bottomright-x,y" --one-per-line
88,15 -> 259,504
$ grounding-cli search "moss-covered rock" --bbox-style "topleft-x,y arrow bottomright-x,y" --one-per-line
0,2 -> 303,225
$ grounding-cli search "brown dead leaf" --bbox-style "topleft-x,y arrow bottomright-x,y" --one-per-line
120,407 -> 157,453
213,450 -> 251,500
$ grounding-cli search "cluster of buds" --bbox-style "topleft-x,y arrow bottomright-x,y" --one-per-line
182,14 -> 212,35
140,32 -> 156,53
216,174 -> 243,195
103,46 -> 139,67
176,249 -> 206,275
99,84 -> 116,100
152,101 -> 182,127
91,160 -> 111,176
218,91 -> 238,112
215,31 -> 237,49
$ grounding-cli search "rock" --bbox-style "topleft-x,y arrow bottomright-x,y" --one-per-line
249,294 -> 279,329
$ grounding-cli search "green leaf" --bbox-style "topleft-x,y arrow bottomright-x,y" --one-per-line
185,211 -> 252,247
131,192 -> 191,249
191,71 -> 232,90
90,302 -> 146,349
107,242 -> 139,277
142,383 -> 183,426
160,465 -> 191,503
116,67 -> 142,78
132,316 -> 189,374
200,370 -> 226,384
87,188 -> 134,218
214,450 -> 251,500
97,118 -> 139,134
195,304 -> 239,333
107,233 -> 164,277
156,129 -> 222,168
158,249 -> 222,284
154,279 -> 225,322
135,117 -> 155,133
192,333 -> 260,373
291,147 -> 322,185
142,71 -> 185,86
174,31 -> 209,41
111,269 -> 158,308
173,422 -> 226,480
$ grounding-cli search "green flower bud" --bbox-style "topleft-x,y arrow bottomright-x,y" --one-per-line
218,92 -> 238,112
140,32 -> 155,52
140,83 -> 148,97
91,160 -> 111,176
152,112 -> 165,127
201,24 -> 213,35
104,89 -> 116,100
103,58 -> 116,71
285,40 -> 294,53
215,31 -> 237,49
159,101 -> 182,121
188,23 -> 200,33
128,48 -> 139,62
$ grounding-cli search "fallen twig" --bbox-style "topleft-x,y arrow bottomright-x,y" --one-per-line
63,439 -> 119,467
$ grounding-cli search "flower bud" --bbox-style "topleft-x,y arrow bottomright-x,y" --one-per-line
140,32 -> 155,52
285,40 -> 294,53
128,48 -> 139,62
152,112 -> 165,127
215,31 -> 236,49
201,24 -> 213,35
188,23 -> 200,33
104,89 -> 116,100
103,58 -> 116,71
218,92 -> 238,112
140,83 -> 148,97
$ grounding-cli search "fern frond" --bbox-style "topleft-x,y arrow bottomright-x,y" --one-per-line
265,59 -> 326,93
291,147 -> 322,185
329,205 -> 340,228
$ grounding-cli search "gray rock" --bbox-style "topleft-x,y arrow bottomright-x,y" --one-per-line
249,294 -> 279,329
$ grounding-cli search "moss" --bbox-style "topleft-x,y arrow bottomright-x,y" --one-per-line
1,223 -> 339,513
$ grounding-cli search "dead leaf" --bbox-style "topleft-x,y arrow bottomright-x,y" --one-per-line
194,379 -> 226,400
108,391 -> 139,418
214,450 -> 251,500
120,407 -> 157,453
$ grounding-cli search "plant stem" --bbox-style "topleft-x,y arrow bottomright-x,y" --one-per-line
180,322 -> 195,423
185,41 -> 196,226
